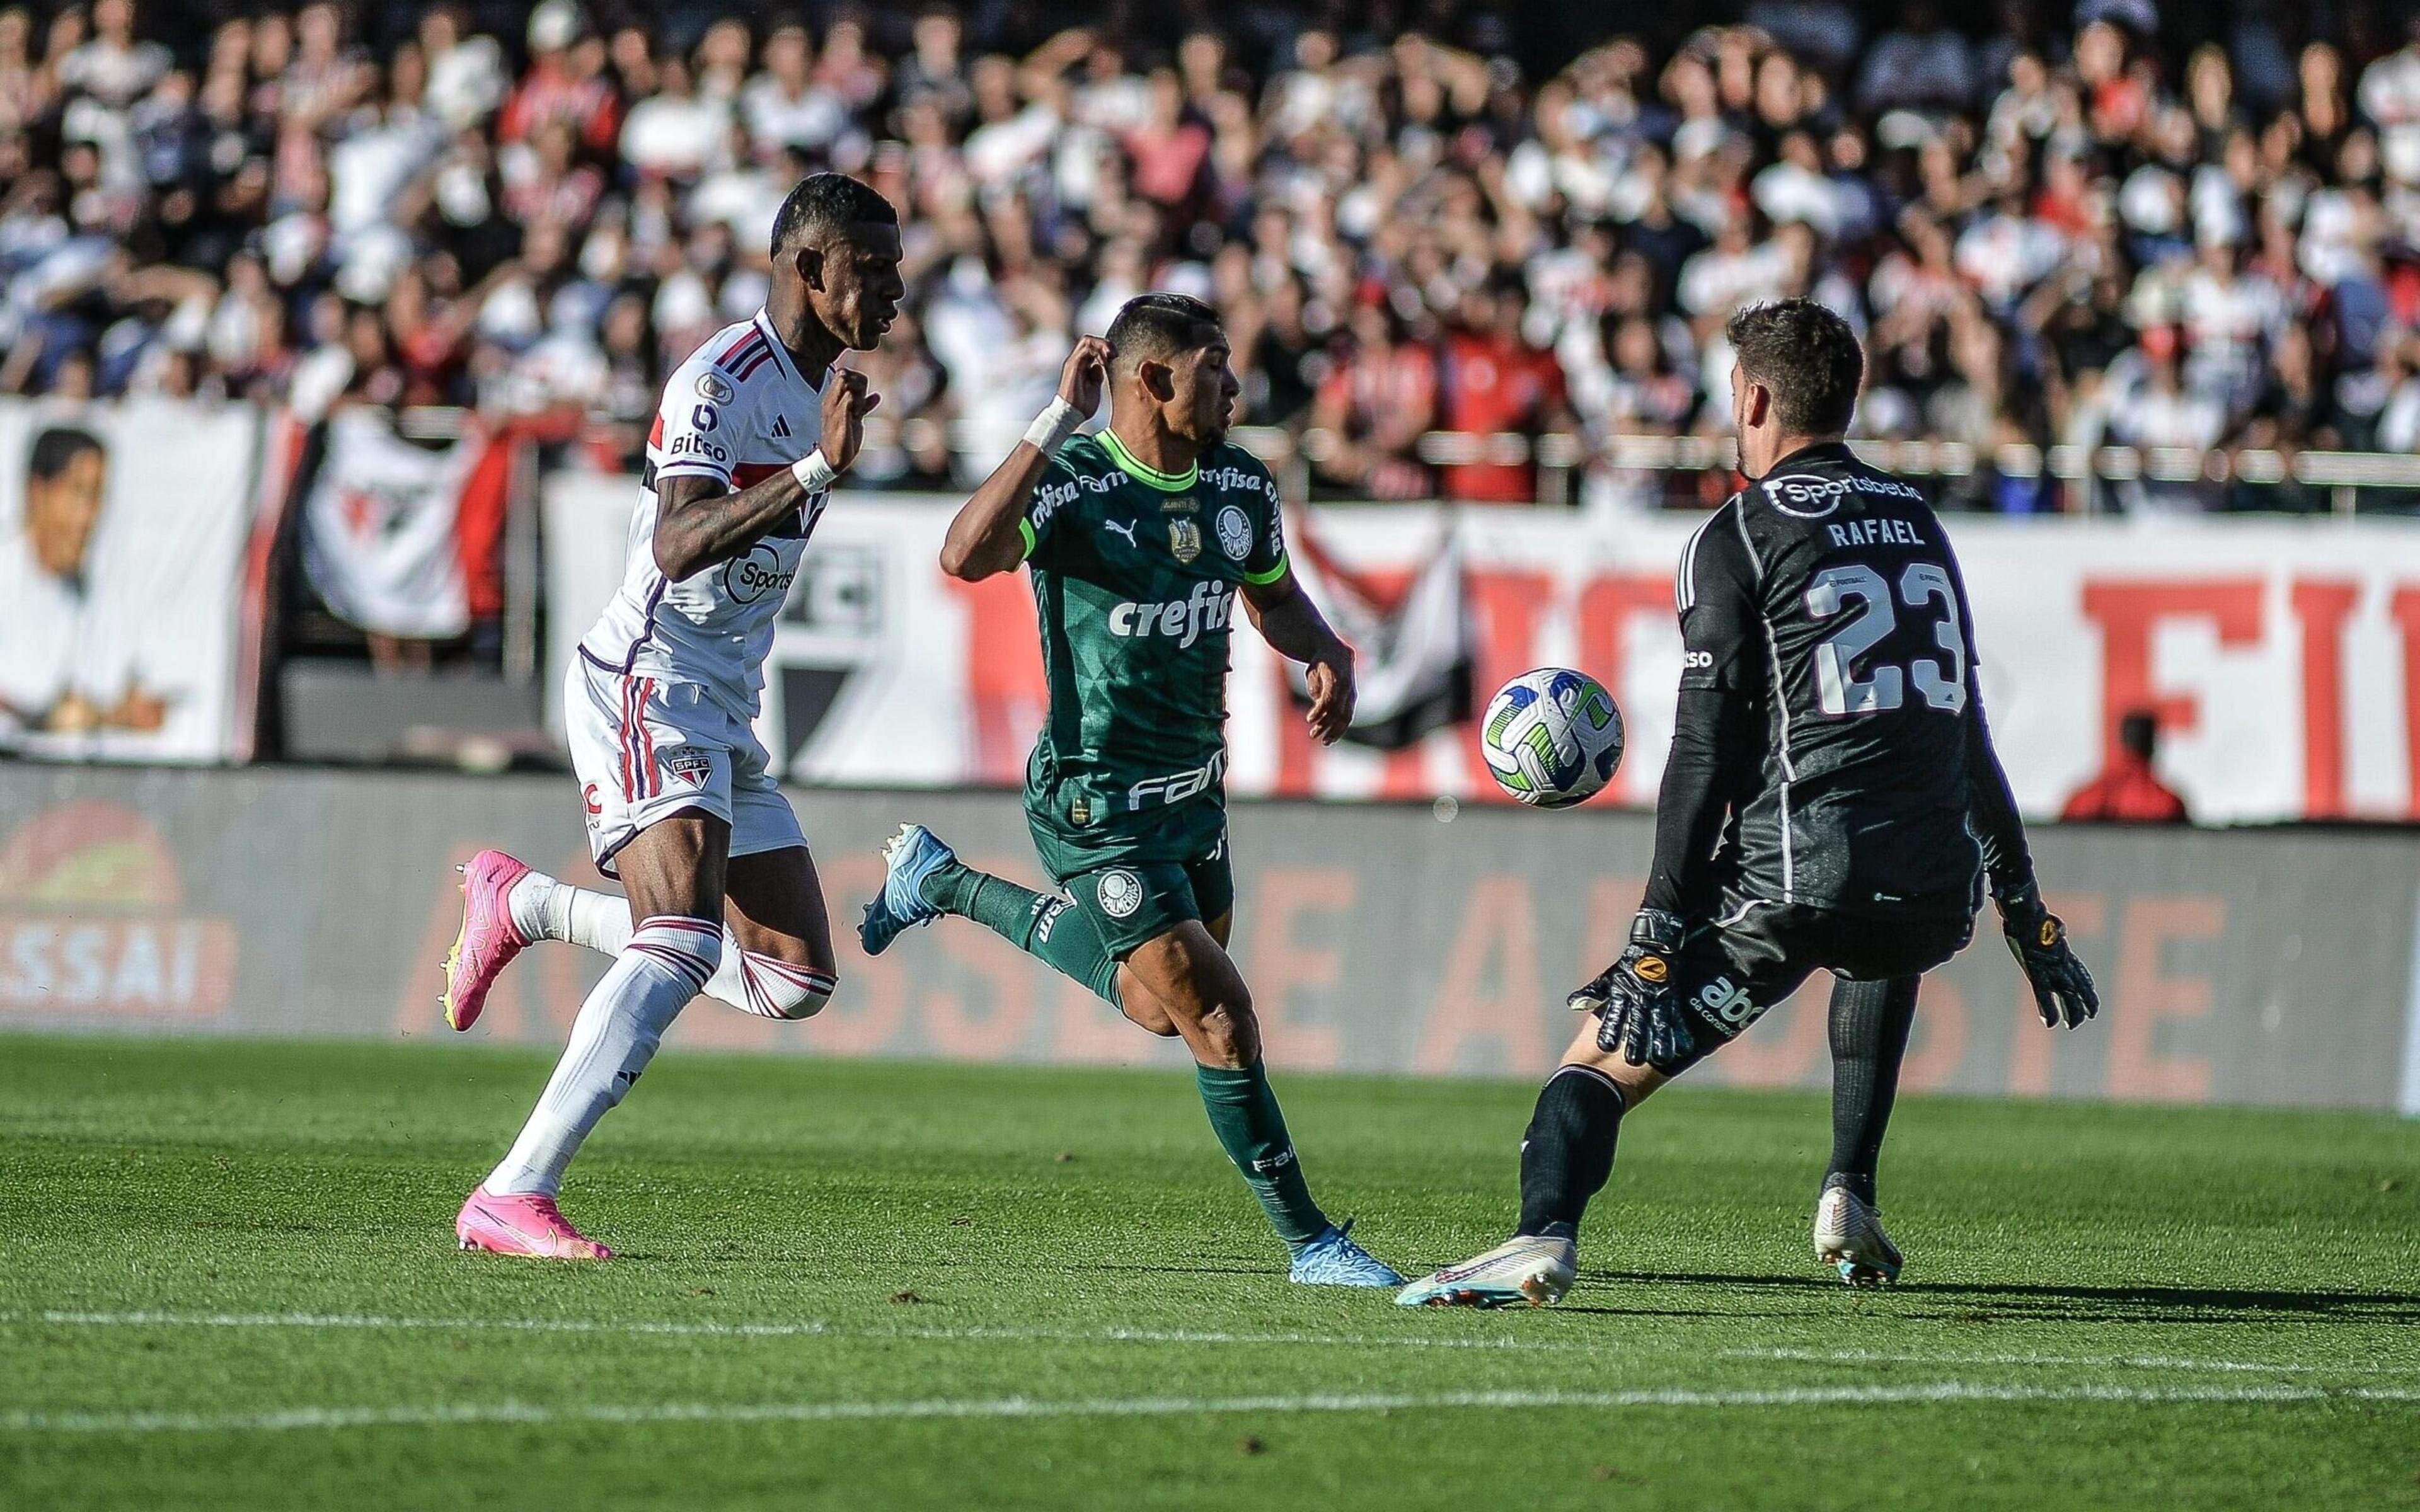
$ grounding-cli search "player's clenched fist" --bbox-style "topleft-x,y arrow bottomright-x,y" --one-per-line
821,367 -> 881,475
1301,651 -> 1356,745
1058,336 -> 1113,416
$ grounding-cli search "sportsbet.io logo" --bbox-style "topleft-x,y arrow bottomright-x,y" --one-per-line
724,542 -> 796,604
1097,869 -> 1144,919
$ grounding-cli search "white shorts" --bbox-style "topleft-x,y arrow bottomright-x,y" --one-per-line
565,656 -> 805,877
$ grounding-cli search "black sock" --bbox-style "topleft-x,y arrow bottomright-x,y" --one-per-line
1826,976 -> 1920,1206
1515,1065 -> 1626,1240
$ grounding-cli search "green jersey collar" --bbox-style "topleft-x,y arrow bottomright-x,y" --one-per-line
1095,428 -> 1199,493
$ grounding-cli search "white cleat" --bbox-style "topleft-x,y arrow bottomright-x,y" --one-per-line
1813,1186 -> 1903,1287
1396,1234 -> 1577,1308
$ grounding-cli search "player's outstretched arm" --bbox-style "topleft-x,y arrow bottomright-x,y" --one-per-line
1242,570 -> 1354,745
652,370 -> 879,580
1964,672 -> 2099,1029
940,336 -> 1110,581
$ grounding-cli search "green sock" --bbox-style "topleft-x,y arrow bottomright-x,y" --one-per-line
919,862 -> 1121,1004
1195,1061 -> 1329,1251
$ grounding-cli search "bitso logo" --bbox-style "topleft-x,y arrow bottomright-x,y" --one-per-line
1097,869 -> 1144,919
1215,504 -> 1252,560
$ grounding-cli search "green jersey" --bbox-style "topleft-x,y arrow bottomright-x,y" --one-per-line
1018,429 -> 1289,835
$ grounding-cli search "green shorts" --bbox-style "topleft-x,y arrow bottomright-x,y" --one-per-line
1027,796 -> 1235,958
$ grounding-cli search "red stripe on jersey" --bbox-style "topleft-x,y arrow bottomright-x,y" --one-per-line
715,329 -> 766,368
648,413 -> 664,447
731,345 -> 775,381
731,462 -> 788,488
617,677 -> 637,802
636,678 -> 658,797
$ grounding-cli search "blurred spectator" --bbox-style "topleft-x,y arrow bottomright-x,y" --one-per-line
1311,295 -> 1438,500
2062,710 -> 2191,822
1438,277 -> 1568,501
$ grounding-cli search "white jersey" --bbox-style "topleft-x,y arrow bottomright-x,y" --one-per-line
579,309 -> 829,717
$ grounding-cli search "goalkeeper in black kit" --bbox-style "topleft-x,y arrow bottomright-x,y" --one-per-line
1399,300 -> 2099,1308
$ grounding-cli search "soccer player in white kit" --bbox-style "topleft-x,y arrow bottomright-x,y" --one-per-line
437,174 -> 901,1259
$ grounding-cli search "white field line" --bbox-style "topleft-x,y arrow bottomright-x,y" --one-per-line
13,1310 -> 2411,1380
4,1382 -> 2419,1435
1726,1348 -> 2420,1376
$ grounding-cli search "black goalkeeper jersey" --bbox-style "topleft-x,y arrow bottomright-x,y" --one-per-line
1644,441 -> 2031,921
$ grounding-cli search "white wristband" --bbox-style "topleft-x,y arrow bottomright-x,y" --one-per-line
791,449 -> 839,495
1023,398 -> 1083,455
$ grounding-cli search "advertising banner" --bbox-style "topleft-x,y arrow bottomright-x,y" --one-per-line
0,764 -> 2413,1113
543,478 -> 2420,822
0,399 -> 267,762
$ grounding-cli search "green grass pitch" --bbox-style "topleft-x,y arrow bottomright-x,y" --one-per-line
2,1034 -> 2416,1511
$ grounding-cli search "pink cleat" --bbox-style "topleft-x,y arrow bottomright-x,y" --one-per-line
455,1186 -> 613,1260
441,850 -> 531,1031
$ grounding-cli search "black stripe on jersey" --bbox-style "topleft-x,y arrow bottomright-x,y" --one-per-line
717,332 -> 771,373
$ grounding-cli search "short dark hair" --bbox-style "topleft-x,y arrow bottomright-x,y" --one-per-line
769,172 -> 898,260
1105,292 -> 1224,377
1726,298 -> 1863,435
27,425 -> 103,483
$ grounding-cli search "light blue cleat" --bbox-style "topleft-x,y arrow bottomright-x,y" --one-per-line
858,823 -> 958,956
1395,1234 -> 1577,1307
1288,1220 -> 1404,1287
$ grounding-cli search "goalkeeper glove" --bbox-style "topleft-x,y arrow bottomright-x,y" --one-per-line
1995,879 -> 2099,1029
1571,908 -> 1697,1067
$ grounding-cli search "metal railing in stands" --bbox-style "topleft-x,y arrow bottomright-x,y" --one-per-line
1211,428 -> 2420,514
439,403 -> 2420,514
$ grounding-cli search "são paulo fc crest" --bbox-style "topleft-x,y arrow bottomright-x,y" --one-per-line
1215,504 -> 1252,560
1168,518 -> 1202,564
1097,868 -> 1144,919
664,750 -> 714,789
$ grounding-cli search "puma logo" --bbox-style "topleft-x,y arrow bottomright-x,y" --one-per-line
1102,519 -> 1139,548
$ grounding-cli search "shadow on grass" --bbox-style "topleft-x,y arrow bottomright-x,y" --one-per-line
1586,1270 -> 2420,1326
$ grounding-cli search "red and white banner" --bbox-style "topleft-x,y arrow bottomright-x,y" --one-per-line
301,409 -> 510,639
541,477 -> 2420,822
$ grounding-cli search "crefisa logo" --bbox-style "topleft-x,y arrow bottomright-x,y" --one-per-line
0,802 -> 236,1021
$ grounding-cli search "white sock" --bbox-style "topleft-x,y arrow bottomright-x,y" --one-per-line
484,916 -> 723,1196
507,868 -> 828,1019
509,868 -> 631,954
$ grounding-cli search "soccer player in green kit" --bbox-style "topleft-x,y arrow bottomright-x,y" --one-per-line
858,294 -> 1401,1286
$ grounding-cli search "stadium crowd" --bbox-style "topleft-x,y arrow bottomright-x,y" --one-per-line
5,0 -> 2420,507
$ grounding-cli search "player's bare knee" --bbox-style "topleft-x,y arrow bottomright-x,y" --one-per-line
1119,992 -> 1182,1036
1197,995 -> 1260,1065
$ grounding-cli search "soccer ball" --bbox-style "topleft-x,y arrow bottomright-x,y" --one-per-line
1479,668 -> 1625,808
